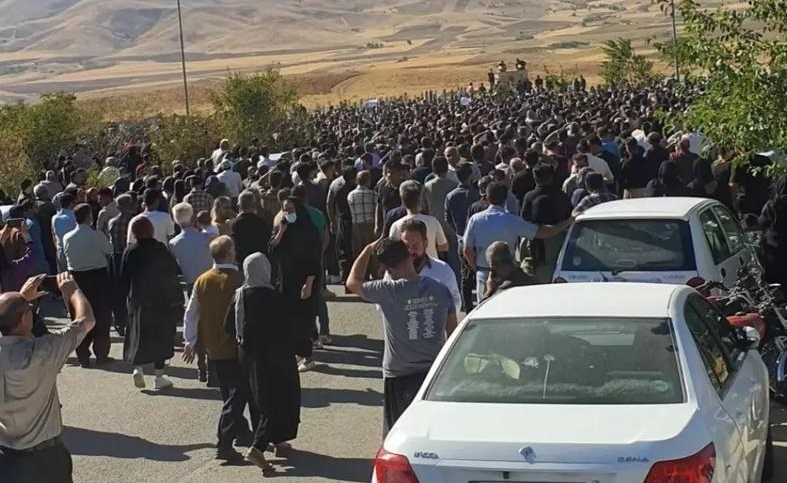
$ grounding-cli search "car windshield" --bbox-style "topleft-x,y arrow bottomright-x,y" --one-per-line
426,317 -> 684,405
561,219 -> 696,272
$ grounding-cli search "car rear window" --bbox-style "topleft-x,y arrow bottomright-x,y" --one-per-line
561,219 -> 696,272
426,317 -> 684,405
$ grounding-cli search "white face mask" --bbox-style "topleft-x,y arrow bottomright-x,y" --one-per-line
285,212 -> 297,224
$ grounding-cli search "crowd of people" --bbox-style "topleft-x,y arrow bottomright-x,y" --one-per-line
1,79 -> 787,482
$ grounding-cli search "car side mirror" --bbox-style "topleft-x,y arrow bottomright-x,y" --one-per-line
741,326 -> 761,350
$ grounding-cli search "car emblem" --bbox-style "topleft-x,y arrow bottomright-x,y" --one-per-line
519,446 -> 536,463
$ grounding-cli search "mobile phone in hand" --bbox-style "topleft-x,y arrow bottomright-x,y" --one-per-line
41,275 -> 59,293
5,218 -> 25,229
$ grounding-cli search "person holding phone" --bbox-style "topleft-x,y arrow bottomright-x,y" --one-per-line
0,218 -> 35,294
0,272 -> 96,483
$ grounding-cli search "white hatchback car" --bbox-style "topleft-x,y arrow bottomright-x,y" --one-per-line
373,283 -> 772,483
553,197 -> 756,287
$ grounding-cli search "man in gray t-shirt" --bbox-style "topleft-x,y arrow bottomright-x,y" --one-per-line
362,277 -> 454,378
347,238 -> 457,436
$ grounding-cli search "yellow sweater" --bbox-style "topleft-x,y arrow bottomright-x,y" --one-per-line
194,268 -> 243,360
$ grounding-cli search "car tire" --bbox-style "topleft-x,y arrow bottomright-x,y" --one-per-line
762,430 -> 774,482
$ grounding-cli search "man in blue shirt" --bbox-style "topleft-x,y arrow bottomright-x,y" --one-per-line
463,182 -> 573,304
169,203 -> 213,290
444,163 -> 480,312
169,202 -> 214,382
51,192 -> 77,272
599,126 -> 621,159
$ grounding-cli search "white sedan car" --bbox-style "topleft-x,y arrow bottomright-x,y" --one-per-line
553,198 -> 756,288
373,283 -> 773,483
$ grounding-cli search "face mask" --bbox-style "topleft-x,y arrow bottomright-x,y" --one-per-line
285,212 -> 297,224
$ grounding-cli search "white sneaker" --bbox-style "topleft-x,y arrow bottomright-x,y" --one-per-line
298,359 -> 316,372
133,368 -> 146,389
154,375 -> 174,390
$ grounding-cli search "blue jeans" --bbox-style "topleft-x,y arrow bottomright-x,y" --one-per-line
475,267 -> 490,305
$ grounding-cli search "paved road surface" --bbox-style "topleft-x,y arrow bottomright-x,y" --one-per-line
49,288 -> 786,483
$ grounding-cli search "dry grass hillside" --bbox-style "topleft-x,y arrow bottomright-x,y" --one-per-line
0,0 -> 730,115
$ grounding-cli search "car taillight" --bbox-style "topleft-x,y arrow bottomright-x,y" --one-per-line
374,448 -> 421,483
643,443 -> 715,483
686,277 -> 706,288
553,277 -> 567,283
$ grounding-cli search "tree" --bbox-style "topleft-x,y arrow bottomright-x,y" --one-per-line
210,67 -> 300,145
0,92 -> 100,192
601,38 -> 657,85
654,0 -> 787,169
149,114 -> 220,169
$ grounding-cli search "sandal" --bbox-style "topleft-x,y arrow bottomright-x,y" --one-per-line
245,447 -> 274,471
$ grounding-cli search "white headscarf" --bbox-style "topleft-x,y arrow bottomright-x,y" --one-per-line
234,253 -> 274,344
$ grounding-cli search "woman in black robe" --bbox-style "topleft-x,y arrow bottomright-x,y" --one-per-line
688,158 -> 733,209
121,217 -> 184,390
269,196 -> 321,372
644,161 -> 690,197
224,253 -> 301,473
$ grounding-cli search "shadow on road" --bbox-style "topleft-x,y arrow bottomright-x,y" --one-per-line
140,387 -> 221,400
311,363 -> 382,379
63,426 -> 212,461
326,294 -> 365,304
316,349 -> 381,368
772,402 -> 787,477
301,387 -> 383,408
332,334 -> 384,353
274,450 -> 372,482
64,357 -> 200,380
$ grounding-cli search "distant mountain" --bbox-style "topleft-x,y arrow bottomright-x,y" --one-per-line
0,0 -> 539,58
0,0 -> 664,100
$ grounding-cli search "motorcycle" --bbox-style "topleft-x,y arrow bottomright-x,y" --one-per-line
697,266 -> 787,402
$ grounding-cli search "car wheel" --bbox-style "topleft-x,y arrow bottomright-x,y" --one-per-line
762,430 -> 774,482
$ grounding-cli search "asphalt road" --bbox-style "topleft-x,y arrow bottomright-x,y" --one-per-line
48,288 -> 786,483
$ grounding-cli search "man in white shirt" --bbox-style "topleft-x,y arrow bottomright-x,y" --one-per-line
127,189 -> 175,246
386,218 -> 462,314
586,152 -> 614,184
389,180 -> 448,259
211,139 -> 230,166
577,140 -> 614,184
217,160 -> 243,198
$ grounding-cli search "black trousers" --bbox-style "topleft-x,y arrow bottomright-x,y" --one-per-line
71,268 -> 112,363
213,358 -> 256,449
110,253 -> 128,332
0,439 -> 73,483
459,241 -> 476,313
383,371 -> 428,437
324,231 -> 340,277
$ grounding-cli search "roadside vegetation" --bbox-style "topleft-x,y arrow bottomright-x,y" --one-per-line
0,0 -> 785,192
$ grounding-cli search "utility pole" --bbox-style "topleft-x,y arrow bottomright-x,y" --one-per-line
176,0 -> 190,117
670,0 -> 680,82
